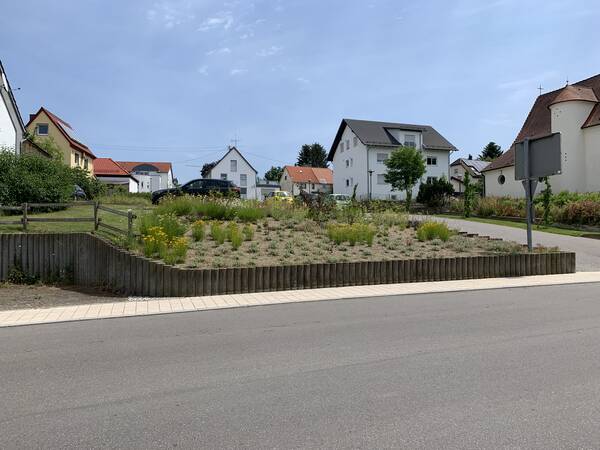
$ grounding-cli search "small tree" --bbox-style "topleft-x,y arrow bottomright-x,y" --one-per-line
201,161 -> 218,178
383,146 -> 426,211
540,177 -> 553,226
479,142 -> 502,161
463,172 -> 475,217
297,143 -> 328,168
417,176 -> 454,209
264,166 -> 283,182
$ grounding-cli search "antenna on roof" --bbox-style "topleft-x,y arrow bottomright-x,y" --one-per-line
565,76 -> 569,86
537,85 -> 543,96
230,134 -> 240,147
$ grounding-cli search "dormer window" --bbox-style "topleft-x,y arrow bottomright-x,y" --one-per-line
36,123 -> 49,136
404,134 -> 416,148
230,160 -> 237,172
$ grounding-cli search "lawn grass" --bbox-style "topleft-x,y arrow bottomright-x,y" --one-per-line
436,214 -> 600,238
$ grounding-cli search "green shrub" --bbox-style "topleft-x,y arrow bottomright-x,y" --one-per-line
236,205 -> 265,222
160,237 -> 188,265
416,177 -> 454,208
191,220 -> 205,241
372,210 -> 408,229
156,195 -> 195,216
195,201 -> 237,220
554,200 -> 600,226
230,228 -> 243,250
71,166 -> 105,199
336,204 -> 364,224
416,221 -> 451,242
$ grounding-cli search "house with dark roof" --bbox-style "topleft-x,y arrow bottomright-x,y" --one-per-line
0,60 -> 25,154
26,107 -> 96,172
450,157 -> 489,193
94,158 -> 139,193
116,161 -> 175,193
328,119 -> 457,200
279,166 -> 333,196
207,146 -> 258,199
482,74 -> 600,197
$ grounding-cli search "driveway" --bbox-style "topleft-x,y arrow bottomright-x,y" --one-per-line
416,215 -> 600,271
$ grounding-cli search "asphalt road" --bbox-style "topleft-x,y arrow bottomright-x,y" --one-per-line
418,215 -> 600,271
3,283 -> 600,449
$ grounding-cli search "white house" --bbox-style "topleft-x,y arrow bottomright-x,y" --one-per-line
94,158 -> 139,193
450,157 -> 489,193
279,166 -> 333,196
208,146 -> 258,199
0,60 -> 24,154
117,161 -> 174,193
483,74 -> 600,197
327,119 -> 457,200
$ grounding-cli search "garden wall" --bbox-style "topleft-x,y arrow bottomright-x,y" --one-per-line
0,233 -> 576,297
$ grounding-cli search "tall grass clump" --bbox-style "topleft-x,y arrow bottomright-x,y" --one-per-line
155,195 -> 195,216
327,223 -> 376,246
195,201 -> 236,220
242,224 -> 254,241
372,210 -> 408,229
236,205 -> 266,222
191,220 -> 205,241
138,213 -> 185,239
227,223 -> 244,250
210,222 -> 227,244
416,221 -> 451,242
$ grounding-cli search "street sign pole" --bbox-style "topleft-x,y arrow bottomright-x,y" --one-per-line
521,139 -> 537,252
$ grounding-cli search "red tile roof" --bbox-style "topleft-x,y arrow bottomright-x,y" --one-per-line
284,166 -> 333,184
116,161 -> 173,173
483,74 -> 600,172
26,107 -> 96,159
94,158 -> 134,177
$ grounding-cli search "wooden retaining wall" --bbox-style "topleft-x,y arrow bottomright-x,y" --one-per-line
0,233 -> 576,297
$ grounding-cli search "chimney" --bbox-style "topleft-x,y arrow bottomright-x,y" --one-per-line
468,154 -> 473,160
29,114 -> 36,122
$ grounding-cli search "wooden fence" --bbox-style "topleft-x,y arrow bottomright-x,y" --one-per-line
0,233 -> 577,297
0,202 -> 135,239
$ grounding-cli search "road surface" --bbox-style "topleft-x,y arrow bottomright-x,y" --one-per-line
420,215 -> 600,271
3,283 -> 600,448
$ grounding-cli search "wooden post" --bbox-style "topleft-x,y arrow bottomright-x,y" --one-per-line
127,209 -> 133,240
22,203 -> 28,232
93,201 -> 99,231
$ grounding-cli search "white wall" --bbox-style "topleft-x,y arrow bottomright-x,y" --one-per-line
550,100 -> 595,193
483,166 -> 524,198
97,176 -> 139,193
331,125 -> 368,197
209,148 -> 258,199
0,93 -> 16,151
584,125 -> 600,192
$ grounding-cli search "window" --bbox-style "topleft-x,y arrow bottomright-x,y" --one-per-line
427,157 -> 437,166
404,134 -> 416,148
346,179 -> 350,187
340,143 -> 344,153
84,158 -> 88,170
346,139 -> 350,150
427,176 -> 438,183
74,153 -> 80,165
240,187 -> 247,195
454,168 -> 459,174
220,173 -> 227,180
498,174 -> 506,185
377,174 -> 386,185
36,123 -> 49,135
376,153 -> 388,163
230,160 -> 237,172
353,136 -> 358,147
284,175 -> 287,180
346,159 -> 349,168
311,183 -> 315,189
350,158 -> 353,167
240,174 -> 247,186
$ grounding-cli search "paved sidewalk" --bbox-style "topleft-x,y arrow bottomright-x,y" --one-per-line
1,272 -> 600,328
415,215 -> 600,271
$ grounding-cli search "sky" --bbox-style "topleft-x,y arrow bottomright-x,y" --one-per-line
1,0 -> 599,182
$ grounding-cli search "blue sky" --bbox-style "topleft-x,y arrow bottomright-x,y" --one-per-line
2,0 -> 599,182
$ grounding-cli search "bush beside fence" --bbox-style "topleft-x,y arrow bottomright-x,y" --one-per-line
0,233 -> 576,297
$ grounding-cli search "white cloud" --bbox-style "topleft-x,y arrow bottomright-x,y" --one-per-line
230,68 -> 248,76
257,45 -> 283,57
146,1 -> 195,29
206,47 -> 231,56
197,65 -> 209,76
198,11 -> 234,31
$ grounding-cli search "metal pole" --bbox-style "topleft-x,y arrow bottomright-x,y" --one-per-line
127,209 -> 133,241
93,201 -> 99,231
22,203 -> 28,232
524,139 -> 533,252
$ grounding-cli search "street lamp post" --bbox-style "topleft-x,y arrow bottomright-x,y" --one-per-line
368,170 -> 374,200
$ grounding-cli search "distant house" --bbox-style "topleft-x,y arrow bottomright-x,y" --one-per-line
256,179 -> 281,200
94,158 -> 139,193
450,157 -> 489,193
482,74 -> 600,197
117,161 -> 174,193
0,60 -> 25,154
279,166 -> 333,196
208,146 -> 258,199
328,119 -> 457,200
26,107 -> 96,173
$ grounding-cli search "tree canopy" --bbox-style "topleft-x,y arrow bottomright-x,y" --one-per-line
384,146 -> 426,211
479,142 -> 502,161
264,166 -> 283,182
201,161 -> 218,178
296,143 -> 328,168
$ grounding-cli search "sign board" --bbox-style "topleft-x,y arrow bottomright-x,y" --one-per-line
514,133 -> 561,180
